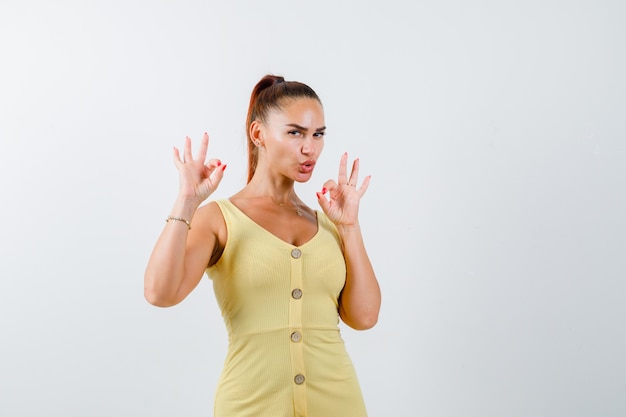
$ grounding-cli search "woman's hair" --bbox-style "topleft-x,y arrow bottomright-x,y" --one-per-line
246,74 -> 321,182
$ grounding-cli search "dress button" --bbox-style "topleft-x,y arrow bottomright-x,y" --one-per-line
290,331 -> 302,343
291,248 -> 302,259
291,288 -> 302,299
294,374 -> 305,385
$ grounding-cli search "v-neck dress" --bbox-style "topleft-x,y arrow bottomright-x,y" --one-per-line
205,199 -> 367,417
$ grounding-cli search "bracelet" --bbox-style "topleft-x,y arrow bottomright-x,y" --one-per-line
166,215 -> 191,230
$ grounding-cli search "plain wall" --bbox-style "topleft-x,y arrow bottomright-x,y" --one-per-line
1,0 -> 625,416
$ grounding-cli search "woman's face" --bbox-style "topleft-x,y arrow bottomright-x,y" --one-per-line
258,97 -> 326,183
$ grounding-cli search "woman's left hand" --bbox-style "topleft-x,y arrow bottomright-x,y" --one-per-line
316,152 -> 371,228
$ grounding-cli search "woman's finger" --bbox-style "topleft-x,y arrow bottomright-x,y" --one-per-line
316,188 -> 331,212
322,179 -> 337,193
197,132 -> 209,163
347,158 -> 359,186
173,146 -> 183,168
209,160 -> 227,184
205,158 -> 222,168
357,175 -> 371,196
337,152 -> 348,184
183,136 -> 193,163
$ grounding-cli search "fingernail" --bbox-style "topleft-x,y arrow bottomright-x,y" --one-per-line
316,192 -> 321,199
322,187 -> 327,194
217,161 -> 221,166
222,164 -> 227,171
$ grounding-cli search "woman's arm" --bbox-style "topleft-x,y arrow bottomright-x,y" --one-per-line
337,223 -> 381,330
143,133 -> 226,307
317,153 -> 381,330
144,200 -> 223,307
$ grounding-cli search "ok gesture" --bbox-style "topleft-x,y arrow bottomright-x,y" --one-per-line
173,132 -> 226,206
316,152 -> 370,228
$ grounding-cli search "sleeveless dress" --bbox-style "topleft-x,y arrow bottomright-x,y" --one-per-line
205,199 -> 367,417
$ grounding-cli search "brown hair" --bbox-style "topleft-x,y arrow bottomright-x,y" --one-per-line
245,74 -> 321,182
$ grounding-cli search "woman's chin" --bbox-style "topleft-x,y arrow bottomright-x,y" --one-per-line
294,173 -> 313,183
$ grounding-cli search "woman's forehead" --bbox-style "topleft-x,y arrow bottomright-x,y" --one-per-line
269,98 -> 324,124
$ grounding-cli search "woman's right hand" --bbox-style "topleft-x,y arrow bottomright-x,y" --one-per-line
173,132 -> 226,205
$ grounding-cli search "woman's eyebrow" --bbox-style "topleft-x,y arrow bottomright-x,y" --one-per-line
285,123 -> 327,132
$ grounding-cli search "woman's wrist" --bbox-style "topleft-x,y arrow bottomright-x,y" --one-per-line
336,222 -> 362,237
170,195 -> 203,222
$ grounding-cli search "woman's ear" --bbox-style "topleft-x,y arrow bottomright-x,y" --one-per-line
249,120 -> 264,147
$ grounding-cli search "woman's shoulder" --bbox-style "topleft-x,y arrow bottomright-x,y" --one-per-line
196,199 -> 223,213
194,200 -> 228,232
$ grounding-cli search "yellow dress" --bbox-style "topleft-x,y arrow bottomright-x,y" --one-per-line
205,199 -> 367,417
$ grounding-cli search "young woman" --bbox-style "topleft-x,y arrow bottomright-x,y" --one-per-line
144,75 -> 381,416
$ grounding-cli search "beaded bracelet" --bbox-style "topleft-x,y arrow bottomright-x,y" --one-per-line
166,215 -> 191,230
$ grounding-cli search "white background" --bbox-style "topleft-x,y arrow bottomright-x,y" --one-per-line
1,1 -> 625,416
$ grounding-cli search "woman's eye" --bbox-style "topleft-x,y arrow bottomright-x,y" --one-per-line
288,130 -> 301,136
314,131 -> 326,138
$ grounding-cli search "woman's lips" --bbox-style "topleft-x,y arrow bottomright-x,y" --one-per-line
299,161 -> 316,173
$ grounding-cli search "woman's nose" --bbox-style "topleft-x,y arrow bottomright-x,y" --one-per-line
301,137 -> 314,154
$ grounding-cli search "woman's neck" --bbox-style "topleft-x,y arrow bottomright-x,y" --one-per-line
245,176 -> 297,204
